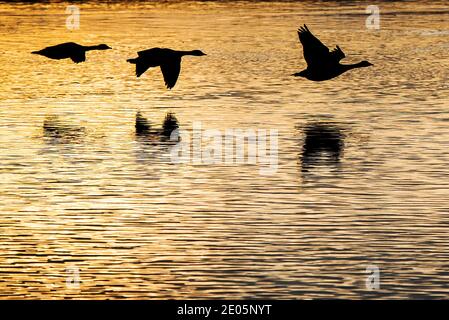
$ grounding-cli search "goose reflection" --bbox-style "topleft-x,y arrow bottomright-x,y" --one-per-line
43,116 -> 85,144
135,111 -> 180,143
300,122 -> 344,172
134,111 -> 181,165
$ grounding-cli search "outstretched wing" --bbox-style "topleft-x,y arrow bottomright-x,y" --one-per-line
298,25 -> 345,68
70,51 -> 85,63
137,47 -> 163,58
136,61 -> 152,77
329,45 -> 345,63
160,59 -> 181,89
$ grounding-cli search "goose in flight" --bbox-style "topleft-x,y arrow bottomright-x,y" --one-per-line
127,48 -> 206,89
293,25 -> 373,81
32,42 -> 111,63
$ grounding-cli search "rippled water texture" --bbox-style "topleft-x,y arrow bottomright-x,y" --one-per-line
0,0 -> 448,299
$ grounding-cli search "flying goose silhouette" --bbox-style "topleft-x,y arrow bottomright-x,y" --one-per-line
127,48 -> 206,89
32,42 -> 111,63
294,25 -> 373,81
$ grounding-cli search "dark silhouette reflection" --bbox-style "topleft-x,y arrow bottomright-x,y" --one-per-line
293,24 -> 373,81
43,116 -> 85,144
134,112 -> 181,165
135,111 -> 151,134
127,48 -> 206,89
135,111 -> 180,143
300,122 -> 344,172
32,42 -> 111,64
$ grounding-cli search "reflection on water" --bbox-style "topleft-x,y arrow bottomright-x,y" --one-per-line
43,116 -> 86,144
300,122 -> 344,173
135,111 -> 152,135
135,111 -> 180,139
0,0 -> 449,299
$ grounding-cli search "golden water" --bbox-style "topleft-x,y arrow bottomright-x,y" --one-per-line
0,1 -> 448,298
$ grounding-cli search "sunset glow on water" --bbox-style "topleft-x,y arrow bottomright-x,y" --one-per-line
0,1 -> 448,299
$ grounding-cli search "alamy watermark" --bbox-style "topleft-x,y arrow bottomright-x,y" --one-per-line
169,122 -> 278,175
66,265 -> 80,289
366,5 -> 380,30
66,5 -> 80,30
365,265 -> 380,290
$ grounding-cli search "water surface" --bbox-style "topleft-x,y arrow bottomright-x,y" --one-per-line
0,0 -> 448,299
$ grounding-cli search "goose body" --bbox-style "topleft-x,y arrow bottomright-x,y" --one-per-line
32,42 -> 111,63
127,48 -> 206,89
294,25 -> 373,81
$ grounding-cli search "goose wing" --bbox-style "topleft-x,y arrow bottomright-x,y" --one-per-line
137,47 -> 164,58
160,58 -> 181,89
297,25 -> 329,67
297,25 -> 344,67
329,45 -> 345,63
135,61 -> 152,77
70,51 -> 86,63
138,49 -> 154,57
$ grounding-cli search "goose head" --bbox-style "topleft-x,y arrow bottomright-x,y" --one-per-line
97,44 -> 112,50
190,50 -> 207,56
359,60 -> 373,67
